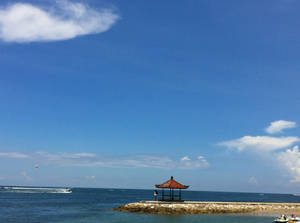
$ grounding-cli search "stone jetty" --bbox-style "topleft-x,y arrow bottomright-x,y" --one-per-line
113,201 -> 300,215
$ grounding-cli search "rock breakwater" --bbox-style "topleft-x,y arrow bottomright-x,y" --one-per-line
113,201 -> 300,215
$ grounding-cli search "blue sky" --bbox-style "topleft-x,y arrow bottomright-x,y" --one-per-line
1,0 -> 300,193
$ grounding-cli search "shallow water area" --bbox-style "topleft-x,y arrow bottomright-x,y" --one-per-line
0,187 -> 298,223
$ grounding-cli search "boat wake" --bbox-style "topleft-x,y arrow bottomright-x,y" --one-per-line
1,186 -> 72,193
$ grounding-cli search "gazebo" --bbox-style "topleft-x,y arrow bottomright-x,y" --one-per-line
155,176 -> 189,201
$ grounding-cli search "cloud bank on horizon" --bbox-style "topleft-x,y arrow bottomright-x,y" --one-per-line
0,0 -> 119,43
0,152 -> 29,159
0,151 -> 209,170
219,120 -> 300,183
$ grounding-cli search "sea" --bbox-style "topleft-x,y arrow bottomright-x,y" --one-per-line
1,187 -> 300,223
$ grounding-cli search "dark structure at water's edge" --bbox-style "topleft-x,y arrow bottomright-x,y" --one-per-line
113,201 -> 300,215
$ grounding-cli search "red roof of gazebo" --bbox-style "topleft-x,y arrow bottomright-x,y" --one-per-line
155,176 -> 189,189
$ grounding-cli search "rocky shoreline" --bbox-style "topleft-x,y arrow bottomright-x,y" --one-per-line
113,201 -> 300,215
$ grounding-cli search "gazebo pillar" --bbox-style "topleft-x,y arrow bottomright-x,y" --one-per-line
179,189 -> 181,201
172,189 -> 174,200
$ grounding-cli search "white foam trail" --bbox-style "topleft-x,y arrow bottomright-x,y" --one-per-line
2,187 -> 72,193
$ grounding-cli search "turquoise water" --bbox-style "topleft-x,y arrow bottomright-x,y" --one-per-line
0,187 -> 298,223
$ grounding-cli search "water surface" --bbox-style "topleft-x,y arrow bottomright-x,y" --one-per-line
1,187 -> 298,223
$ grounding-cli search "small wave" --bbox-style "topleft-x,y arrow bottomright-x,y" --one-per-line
1,187 -> 72,193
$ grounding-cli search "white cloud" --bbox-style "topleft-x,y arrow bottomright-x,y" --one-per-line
218,136 -> 299,152
248,176 -> 258,185
62,153 -> 96,158
21,171 -> 32,181
218,121 -> 300,183
181,156 -> 191,161
277,146 -> 300,183
0,150 -> 210,170
85,175 -> 96,180
31,152 -> 209,170
0,152 -> 29,159
34,152 -> 174,168
179,155 -> 210,169
0,1 -> 119,43
36,152 -> 96,160
70,154 -> 176,169
266,120 -> 296,134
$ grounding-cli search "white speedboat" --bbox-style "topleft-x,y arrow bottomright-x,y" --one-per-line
2,186 -> 72,193
65,188 -> 72,193
274,215 -> 288,223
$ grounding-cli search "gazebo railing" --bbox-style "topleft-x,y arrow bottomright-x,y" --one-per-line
160,188 -> 183,201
